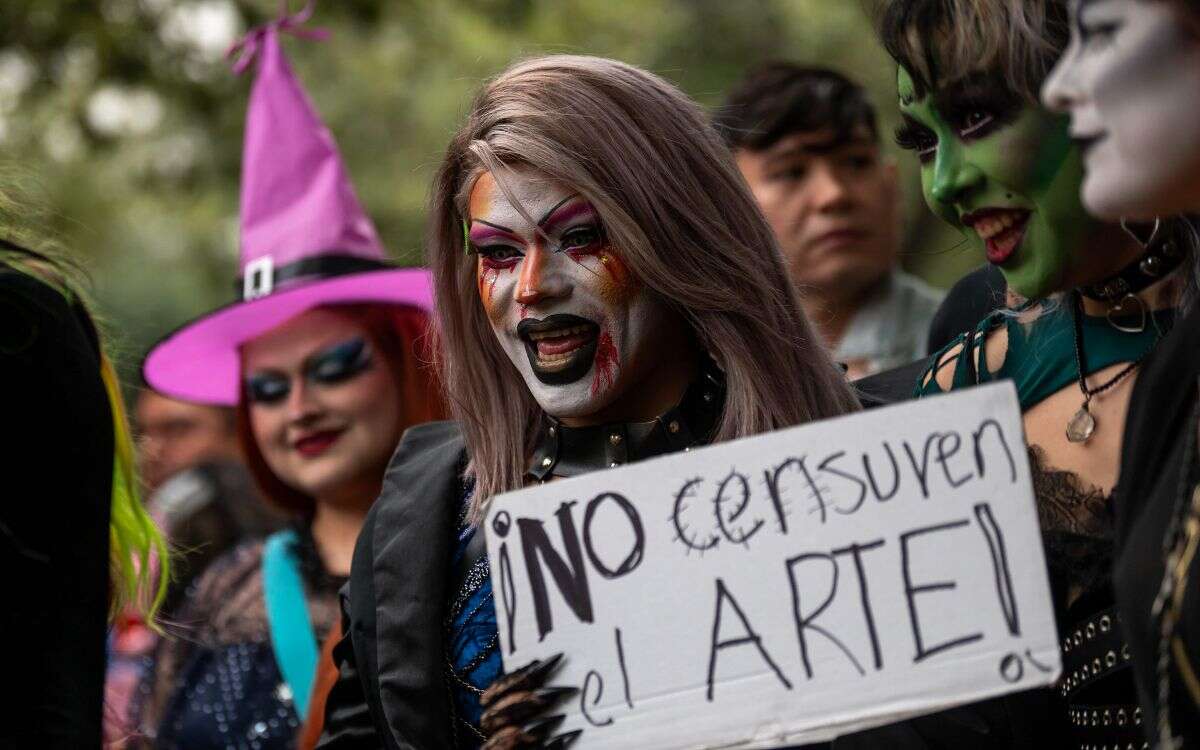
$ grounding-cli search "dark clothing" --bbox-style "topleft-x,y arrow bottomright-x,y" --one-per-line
445,484 -> 500,747
1114,302 -> 1200,745
912,298 -> 1163,747
0,267 -> 113,748
854,264 -> 1007,409
319,421 -> 466,750
852,357 -> 930,409
926,264 -> 1006,355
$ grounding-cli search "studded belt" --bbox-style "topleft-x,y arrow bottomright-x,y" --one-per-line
1057,606 -> 1148,749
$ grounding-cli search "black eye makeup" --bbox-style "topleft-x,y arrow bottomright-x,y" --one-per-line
476,244 -> 523,259
1077,2 -> 1125,48
937,77 -> 1022,142
308,337 -> 373,384
558,224 -> 604,253
894,117 -> 939,164
245,372 -> 290,405
1080,18 -> 1123,48
244,337 -> 374,406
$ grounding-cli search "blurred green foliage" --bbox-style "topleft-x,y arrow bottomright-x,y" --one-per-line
0,0 -> 973,381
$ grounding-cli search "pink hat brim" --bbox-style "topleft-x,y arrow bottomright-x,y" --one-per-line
143,267 -> 434,406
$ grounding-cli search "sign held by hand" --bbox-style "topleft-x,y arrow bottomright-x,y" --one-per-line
485,383 -> 1059,748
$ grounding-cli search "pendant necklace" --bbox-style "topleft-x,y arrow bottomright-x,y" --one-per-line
1067,219 -> 1180,443
1066,290 -> 1157,443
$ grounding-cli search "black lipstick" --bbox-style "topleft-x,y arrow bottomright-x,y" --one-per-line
517,313 -> 600,385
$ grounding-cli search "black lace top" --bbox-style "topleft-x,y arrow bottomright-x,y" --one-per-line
1026,447 -> 1146,749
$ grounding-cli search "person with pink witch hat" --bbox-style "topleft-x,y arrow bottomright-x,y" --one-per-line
131,3 -> 445,748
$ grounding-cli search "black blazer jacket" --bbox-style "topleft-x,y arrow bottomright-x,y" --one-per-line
318,421 -> 467,749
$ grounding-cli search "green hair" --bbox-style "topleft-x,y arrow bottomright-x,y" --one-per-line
0,178 -> 168,624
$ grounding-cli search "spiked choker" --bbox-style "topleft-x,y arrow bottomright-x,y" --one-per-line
526,361 -> 725,481
1080,222 -> 1184,305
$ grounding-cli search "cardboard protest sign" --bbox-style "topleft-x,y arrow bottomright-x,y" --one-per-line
484,382 -> 1060,748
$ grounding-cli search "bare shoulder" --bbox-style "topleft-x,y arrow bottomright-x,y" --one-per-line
921,323 -> 1011,392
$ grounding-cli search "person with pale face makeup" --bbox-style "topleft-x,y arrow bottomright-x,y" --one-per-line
1043,2 -> 1200,744
318,55 -> 860,750
468,169 -> 695,423
135,12 -> 445,749
879,0 -> 1196,746
1043,0 -> 1200,220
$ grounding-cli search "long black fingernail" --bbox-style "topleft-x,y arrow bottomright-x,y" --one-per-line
544,729 -> 583,749
510,656 -> 543,679
525,652 -> 565,685
524,714 -> 565,741
536,686 -> 579,705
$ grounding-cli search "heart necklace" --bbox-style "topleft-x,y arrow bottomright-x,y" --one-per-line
1066,290 -> 1158,443
1079,217 -> 1182,333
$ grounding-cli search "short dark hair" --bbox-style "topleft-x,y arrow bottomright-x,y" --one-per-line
714,63 -> 878,152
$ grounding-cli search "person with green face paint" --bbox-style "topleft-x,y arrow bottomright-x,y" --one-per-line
879,1 -> 1194,747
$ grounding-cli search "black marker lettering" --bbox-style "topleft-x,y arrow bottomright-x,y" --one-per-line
763,458 -> 805,533
672,477 -> 720,553
1024,648 -> 1054,674
518,501 -> 594,640
900,519 -> 983,662
935,431 -> 972,488
580,670 -> 614,727
820,451 -> 868,515
497,541 -> 518,654
831,540 -> 886,671
902,433 -> 940,498
583,492 -> 644,578
862,442 -> 901,502
972,419 -> 1017,483
714,469 -> 764,546
615,628 -> 634,709
974,503 -> 1020,635
784,553 -> 865,679
796,456 -> 830,524
706,577 -> 793,700
999,653 -> 1024,683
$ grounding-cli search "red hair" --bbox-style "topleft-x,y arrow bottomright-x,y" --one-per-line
235,303 -> 446,517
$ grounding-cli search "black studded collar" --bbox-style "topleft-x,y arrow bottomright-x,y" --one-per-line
1080,223 -> 1185,303
526,361 -> 725,481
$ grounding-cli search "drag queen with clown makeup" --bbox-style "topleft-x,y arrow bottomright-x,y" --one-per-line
316,55 -> 859,750
880,0 -> 1195,746
1044,1 -> 1200,744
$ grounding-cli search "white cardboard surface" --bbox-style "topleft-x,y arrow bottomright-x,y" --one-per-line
484,383 -> 1060,749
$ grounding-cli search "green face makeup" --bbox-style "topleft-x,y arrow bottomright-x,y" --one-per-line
895,67 -> 1096,299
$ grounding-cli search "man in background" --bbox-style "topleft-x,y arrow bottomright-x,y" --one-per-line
136,388 -> 243,495
716,63 -> 943,379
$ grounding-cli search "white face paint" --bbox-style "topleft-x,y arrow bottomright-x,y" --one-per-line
1043,0 -> 1200,219
467,168 -> 679,422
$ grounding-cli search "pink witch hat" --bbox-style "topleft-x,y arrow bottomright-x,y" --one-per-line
144,3 -> 432,406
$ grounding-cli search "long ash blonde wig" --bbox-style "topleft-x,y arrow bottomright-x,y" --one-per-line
428,55 -> 860,522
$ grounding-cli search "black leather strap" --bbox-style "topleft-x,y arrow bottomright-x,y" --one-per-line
236,254 -> 391,299
527,360 -> 725,480
1079,227 -> 1184,303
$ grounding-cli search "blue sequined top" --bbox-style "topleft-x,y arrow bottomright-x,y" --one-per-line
446,483 -> 502,750
134,535 -> 344,749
